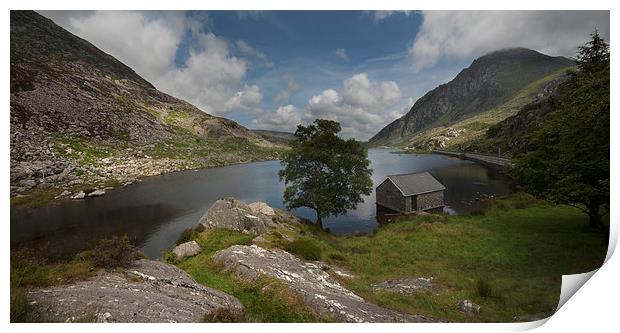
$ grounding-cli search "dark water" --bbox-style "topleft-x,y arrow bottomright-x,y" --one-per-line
10,150 -> 511,259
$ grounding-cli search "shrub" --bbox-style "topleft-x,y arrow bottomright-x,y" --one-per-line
91,236 -> 144,269
202,308 -> 247,323
285,239 -> 322,261
194,223 -> 206,233
162,251 -> 177,265
176,228 -> 195,245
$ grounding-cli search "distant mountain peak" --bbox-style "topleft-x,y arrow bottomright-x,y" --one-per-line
368,47 -> 574,146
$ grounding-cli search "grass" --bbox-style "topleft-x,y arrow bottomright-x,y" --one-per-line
175,229 -> 328,322
149,134 -> 286,163
10,248 -> 95,322
261,193 -> 606,322
284,238 -> 323,261
53,136 -> 116,165
167,192 -> 607,322
10,237 -> 147,322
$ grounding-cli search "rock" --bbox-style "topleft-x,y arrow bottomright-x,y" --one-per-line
372,277 -> 439,295
88,189 -> 106,197
199,197 -> 269,235
213,245 -> 439,323
251,235 -> 267,245
27,259 -> 243,323
248,201 -> 275,217
20,179 -> 36,188
457,300 -> 480,317
172,240 -> 202,259
71,191 -> 86,200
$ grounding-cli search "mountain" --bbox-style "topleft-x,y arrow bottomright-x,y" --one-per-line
466,60 -> 609,157
368,48 -> 575,146
10,11 -> 286,206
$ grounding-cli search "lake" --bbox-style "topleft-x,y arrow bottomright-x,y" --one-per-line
10,149 -> 511,259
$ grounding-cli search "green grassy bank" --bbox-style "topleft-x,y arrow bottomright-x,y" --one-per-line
175,193 -> 608,322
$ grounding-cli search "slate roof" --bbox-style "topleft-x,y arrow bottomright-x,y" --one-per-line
386,172 -> 445,196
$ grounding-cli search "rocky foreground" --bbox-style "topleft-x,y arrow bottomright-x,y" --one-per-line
28,259 -> 243,323
27,198 -> 443,323
214,245 -> 437,323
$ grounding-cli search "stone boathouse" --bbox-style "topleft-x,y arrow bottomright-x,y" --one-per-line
376,172 -> 446,214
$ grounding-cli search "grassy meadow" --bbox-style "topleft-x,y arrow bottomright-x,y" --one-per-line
175,193 -> 608,322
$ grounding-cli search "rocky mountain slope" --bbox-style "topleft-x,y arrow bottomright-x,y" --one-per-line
10,11 -> 286,207
465,59 -> 608,157
368,48 -> 574,146
401,67 -> 572,151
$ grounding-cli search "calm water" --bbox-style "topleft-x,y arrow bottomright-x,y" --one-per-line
11,150 -> 511,259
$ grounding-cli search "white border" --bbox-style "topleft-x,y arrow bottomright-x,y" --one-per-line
2,1 -> 617,332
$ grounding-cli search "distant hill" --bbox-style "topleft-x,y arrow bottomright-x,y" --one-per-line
252,129 -> 296,143
368,48 -> 574,146
10,11 -> 285,206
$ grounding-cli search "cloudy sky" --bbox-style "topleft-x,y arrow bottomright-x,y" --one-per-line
39,10 -> 609,140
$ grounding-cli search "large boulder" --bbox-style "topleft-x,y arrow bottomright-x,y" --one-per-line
172,240 -> 202,259
27,259 -> 243,323
199,198 -> 273,235
248,201 -> 275,217
213,245 -> 439,323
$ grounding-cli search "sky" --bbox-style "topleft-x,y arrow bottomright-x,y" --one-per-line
39,10 -> 609,140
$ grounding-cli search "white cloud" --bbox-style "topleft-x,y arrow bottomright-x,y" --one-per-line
235,39 -> 274,68
370,11 -> 412,22
410,10 -> 610,71
302,73 -> 402,140
274,74 -> 300,103
335,48 -> 348,61
40,11 -> 264,115
252,104 -> 301,132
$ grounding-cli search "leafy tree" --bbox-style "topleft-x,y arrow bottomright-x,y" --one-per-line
514,31 -> 609,230
279,119 -> 373,230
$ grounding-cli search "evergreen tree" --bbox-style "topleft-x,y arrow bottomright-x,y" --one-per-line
514,31 -> 610,230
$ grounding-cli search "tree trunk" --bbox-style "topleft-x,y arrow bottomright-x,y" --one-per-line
587,197 -> 604,230
315,210 -> 324,230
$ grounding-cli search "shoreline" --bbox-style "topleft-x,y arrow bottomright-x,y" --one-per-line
10,154 -> 285,210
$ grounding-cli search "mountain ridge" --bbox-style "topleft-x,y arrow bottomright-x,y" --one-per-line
368,48 -> 574,146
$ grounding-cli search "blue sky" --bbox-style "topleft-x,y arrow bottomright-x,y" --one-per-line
41,10 -> 609,139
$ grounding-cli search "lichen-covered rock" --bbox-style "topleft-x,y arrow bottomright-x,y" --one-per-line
27,259 -> 243,323
213,245 -> 439,323
248,201 -> 275,217
458,299 -> 480,317
372,277 -> 440,295
199,197 -> 268,235
172,240 -> 202,259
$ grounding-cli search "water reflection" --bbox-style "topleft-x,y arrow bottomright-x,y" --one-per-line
10,150 -> 511,259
